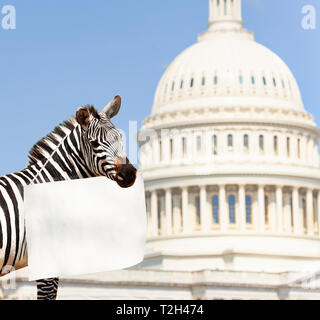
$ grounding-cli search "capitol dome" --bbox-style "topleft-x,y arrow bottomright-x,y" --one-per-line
139,0 -> 320,277
152,32 -> 304,114
144,6 -> 316,130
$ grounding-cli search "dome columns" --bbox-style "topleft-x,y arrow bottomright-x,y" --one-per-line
238,184 -> 246,231
150,190 -> 158,236
292,187 -> 301,235
200,185 -> 209,232
219,185 -> 228,231
306,189 -> 314,236
139,124 -> 320,171
146,184 -> 320,239
258,185 -> 265,232
317,192 -> 320,235
165,189 -> 172,235
181,187 -> 190,233
276,186 -> 283,233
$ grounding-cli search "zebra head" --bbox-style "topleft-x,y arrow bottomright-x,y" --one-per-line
76,95 -> 137,188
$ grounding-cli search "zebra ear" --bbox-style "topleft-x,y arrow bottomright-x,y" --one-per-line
102,95 -> 121,119
76,107 -> 91,130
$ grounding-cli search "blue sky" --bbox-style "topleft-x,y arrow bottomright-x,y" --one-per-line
0,0 -> 319,175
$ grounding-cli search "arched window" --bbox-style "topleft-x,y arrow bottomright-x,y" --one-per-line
244,134 -> 249,151
297,138 -> 301,159
239,75 -> 243,85
263,76 -> 267,86
170,138 -> 174,160
214,75 -> 218,85
281,79 -> 285,89
190,78 -> 194,88
212,195 -> 219,224
245,195 -> 252,224
274,136 -> 278,155
228,134 -> 233,150
287,137 -> 290,157
265,195 -> 269,227
182,137 -> 187,158
228,194 -> 236,224
259,135 -> 264,152
202,77 -> 206,86
251,76 -> 255,85
224,0 -> 227,15
180,80 -> 184,89
171,82 -> 175,91
212,135 -> 218,155
273,78 -> 277,87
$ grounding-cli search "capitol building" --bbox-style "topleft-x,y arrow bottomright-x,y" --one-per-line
3,0 -> 320,300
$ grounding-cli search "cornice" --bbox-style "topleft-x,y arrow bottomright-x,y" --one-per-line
141,165 -> 320,187
141,106 -> 319,136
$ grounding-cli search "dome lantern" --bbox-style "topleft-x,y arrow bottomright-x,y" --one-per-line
209,0 -> 243,31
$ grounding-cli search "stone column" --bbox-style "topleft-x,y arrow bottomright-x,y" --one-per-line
276,186 -> 283,233
238,185 -> 246,231
236,0 -> 242,18
219,0 -> 224,16
317,191 -> 320,236
306,189 -> 314,236
308,137 -> 313,166
280,135 -> 286,162
205,130 -> 212,163
165,189 -> 172,236
292,187 -> 301,235
182,187 -> 190,233
187,131 -> 193,164
174,134 -> 181,164
219,185 -> 227,231
227,0 -> 232,16
268,190 -> 276,231
172,193 -> 181,234
153,138 -> 160,165
163,136 -> 170,164
200,186 -> 209,232
150,190 -> 158,236
218,133 -> 224,156
209,0 -> 214,20
258,185 -> 265,231
283,192 -> 291,233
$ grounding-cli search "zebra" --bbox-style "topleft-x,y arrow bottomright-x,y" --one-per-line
0,95 -> 137,300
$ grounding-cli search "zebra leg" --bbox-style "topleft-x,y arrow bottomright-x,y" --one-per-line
36,277 -> 59,300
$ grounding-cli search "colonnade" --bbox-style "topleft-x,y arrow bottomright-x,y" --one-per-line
146,184 -> 320,238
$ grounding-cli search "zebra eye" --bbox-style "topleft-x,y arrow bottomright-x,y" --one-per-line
90,140 -> 100,148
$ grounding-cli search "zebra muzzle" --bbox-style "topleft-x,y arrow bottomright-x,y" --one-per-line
115,161 -> 137,188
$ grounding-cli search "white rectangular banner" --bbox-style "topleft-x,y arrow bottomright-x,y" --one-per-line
23,174 -> 146,281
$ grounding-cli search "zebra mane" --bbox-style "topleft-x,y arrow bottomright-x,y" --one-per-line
27,118 -> 78,167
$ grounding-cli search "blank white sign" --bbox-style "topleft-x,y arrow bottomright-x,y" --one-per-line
24,174 -> 146,281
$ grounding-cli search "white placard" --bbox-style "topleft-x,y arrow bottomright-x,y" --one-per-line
23,175 -> 146,281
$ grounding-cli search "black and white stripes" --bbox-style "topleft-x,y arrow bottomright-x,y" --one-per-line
0,96 -> 137,300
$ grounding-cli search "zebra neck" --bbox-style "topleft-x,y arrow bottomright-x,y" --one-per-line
25,123 -> 95,184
